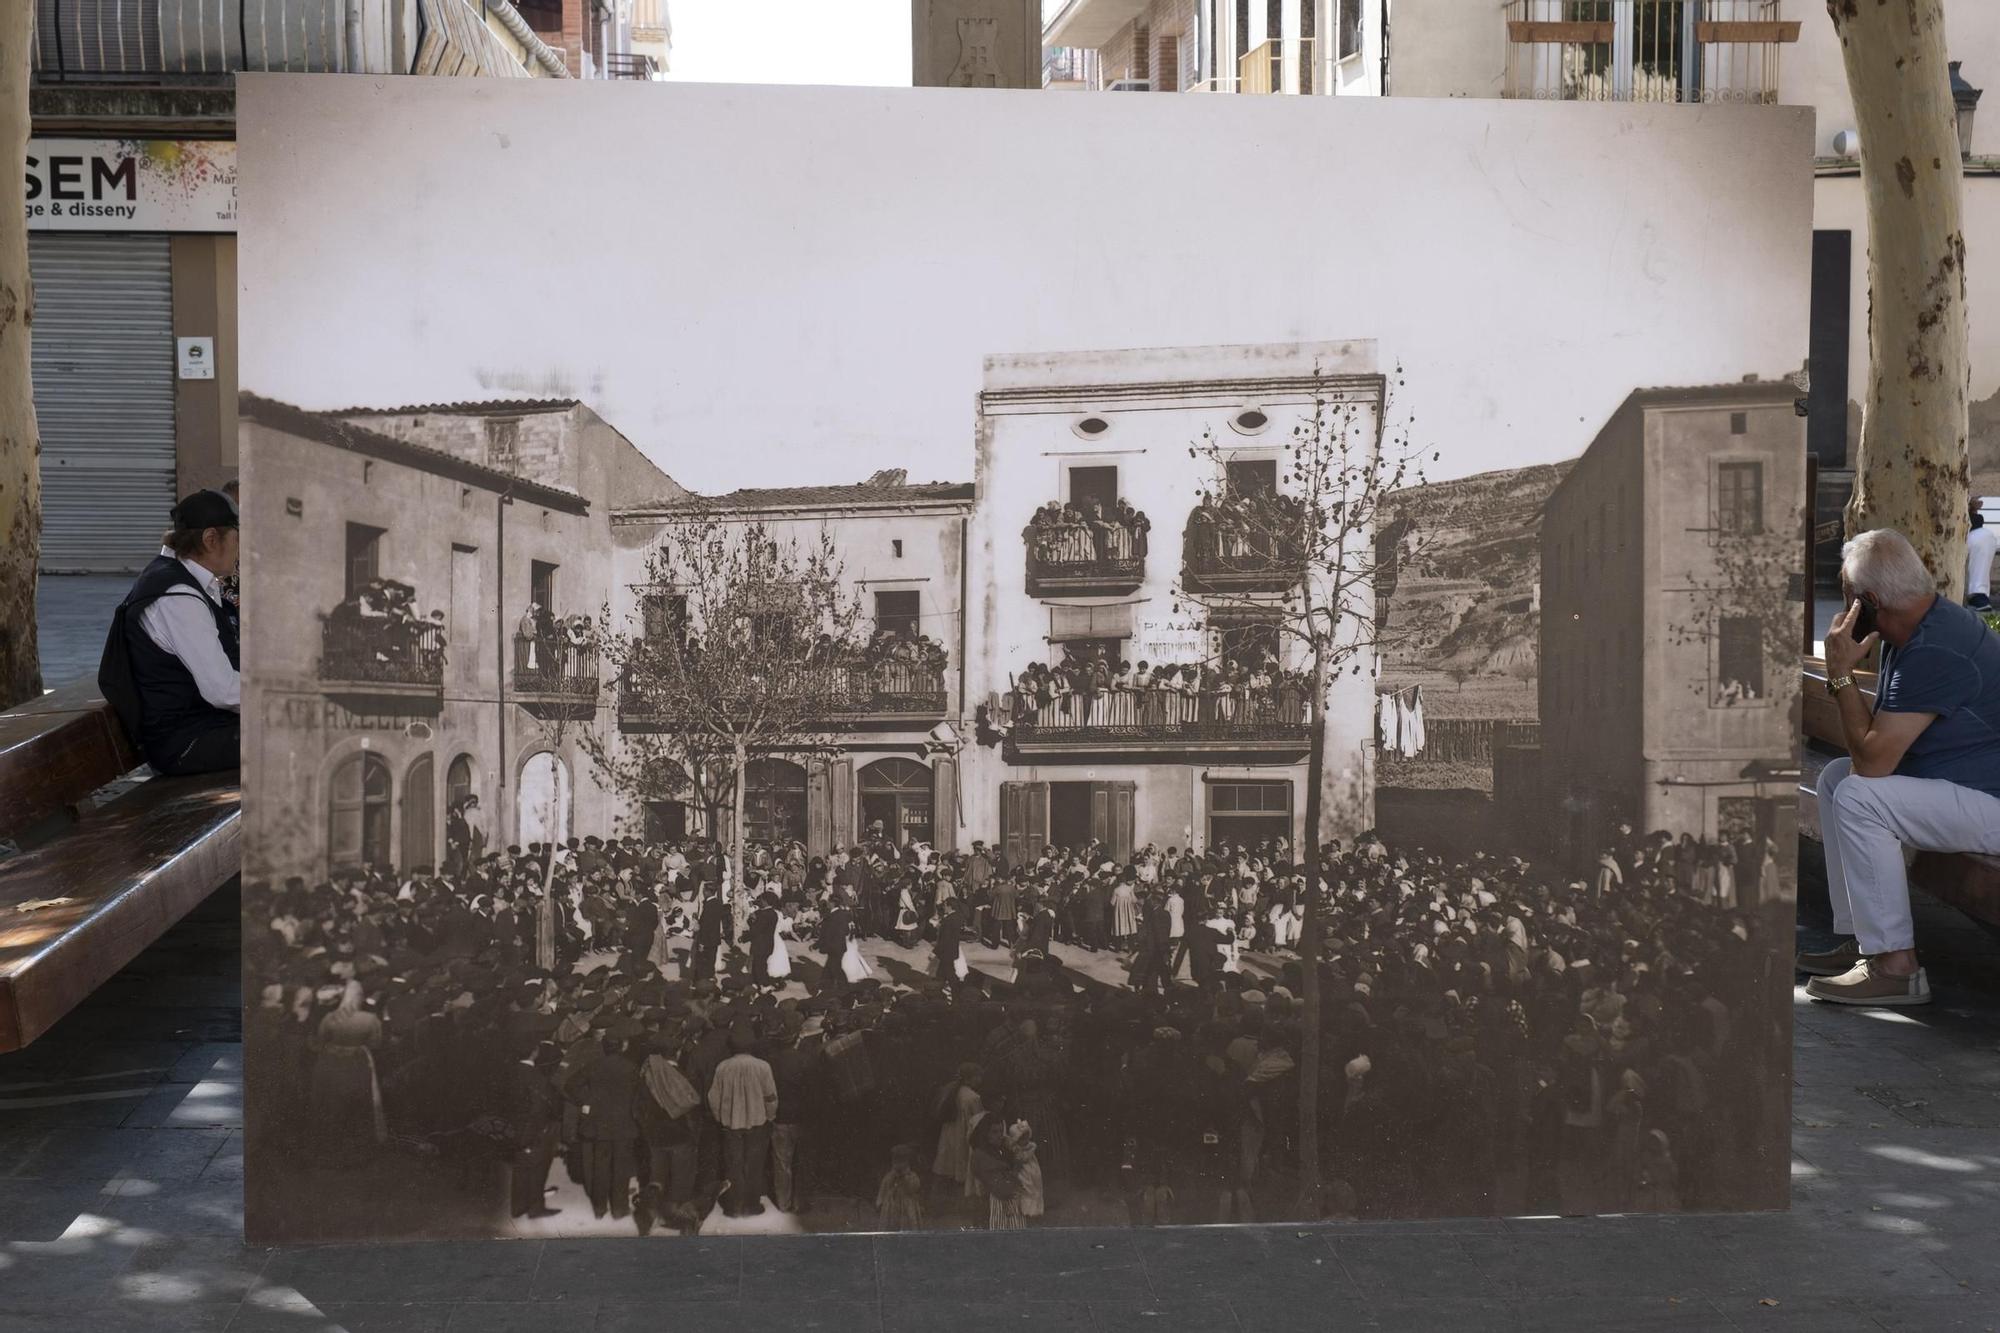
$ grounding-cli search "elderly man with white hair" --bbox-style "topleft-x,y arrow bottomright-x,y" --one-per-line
1800,529 -> 2000,1005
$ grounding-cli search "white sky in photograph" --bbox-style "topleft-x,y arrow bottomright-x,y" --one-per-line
236,78 -> 1813,494
662,0 -> 913,87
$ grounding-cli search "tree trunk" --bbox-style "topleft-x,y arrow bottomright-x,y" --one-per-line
731,737 -> 748,919
1296,643 -> 1330,1218
1830,0 -> 1970,595
0,2 -> 44,709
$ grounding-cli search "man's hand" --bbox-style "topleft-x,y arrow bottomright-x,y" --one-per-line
1825,599 -> 1879,678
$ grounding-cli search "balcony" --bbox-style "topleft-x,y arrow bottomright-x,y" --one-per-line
1044,45 -> 1098,90
619,660 -> 948,731
1502,1 -> 1795,106
602,52 -> 660,80
1238,37 -> 1314,96
1005,681 -> 1313,757
513,635 -> 600,717
318,616 -> 445,709
1025,506 -> 1148,596
1180,496 -> 1308,596
30,0 -> 561,83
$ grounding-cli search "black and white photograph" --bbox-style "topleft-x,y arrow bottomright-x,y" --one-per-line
231,74 -> 1816,1241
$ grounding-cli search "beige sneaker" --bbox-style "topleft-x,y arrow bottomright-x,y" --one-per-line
1806,960 -> 1932,1007
1796,937 -> 1863,977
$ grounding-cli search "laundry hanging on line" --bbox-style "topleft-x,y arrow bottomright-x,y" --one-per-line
1376,684 -> 1426,758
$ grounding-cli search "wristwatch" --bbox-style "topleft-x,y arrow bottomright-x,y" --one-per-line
1827,675 -> 1854,696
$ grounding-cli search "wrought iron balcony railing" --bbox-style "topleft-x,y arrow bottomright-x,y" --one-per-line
1025,511 -> 1147,595
1180,513 -> 1307,595
618,660 -> 948,726
601,51 -> 658,79
1502,0 -> 1795,106
319,616 -> 446,692
1006,684 -> 1313,748
513,634 -> 600,698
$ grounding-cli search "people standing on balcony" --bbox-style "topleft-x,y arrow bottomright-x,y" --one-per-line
99,488 -> 242,776
1024,498 -> 1150,568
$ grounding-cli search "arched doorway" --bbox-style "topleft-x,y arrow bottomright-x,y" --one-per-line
518,751 -> 571,851
401,754 -> 436,873
744,758 -> 807,845
445,753 -> 483,874
860,757 -> 933,847
329,751 -> 392,873
446,754 -> 476,811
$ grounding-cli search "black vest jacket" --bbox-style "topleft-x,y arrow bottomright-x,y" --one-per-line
99,555 -> 241,769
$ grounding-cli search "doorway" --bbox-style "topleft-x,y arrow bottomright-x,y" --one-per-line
859,758 -> 934,847
401,754 -> 435,873
644,800 -> 688,844
1206,779 -> 1291,851
1049,781 -> 1093,850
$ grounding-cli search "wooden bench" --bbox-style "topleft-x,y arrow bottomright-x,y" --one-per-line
0,679 -> 240,1051
1798,659 -> 2000,933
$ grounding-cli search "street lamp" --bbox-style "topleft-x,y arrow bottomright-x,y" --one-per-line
1951,61 -> 1982,158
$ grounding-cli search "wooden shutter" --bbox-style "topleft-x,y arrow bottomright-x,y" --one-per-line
328,756 -> 363,871
932,757 -> 959,854
1001,781 -> 1024,869
1090,784 -> 1110,849
831,757 -> 855,850
1025,782 -> 1048,854
806,758 -> 834,857
1111,781 -> 1136,862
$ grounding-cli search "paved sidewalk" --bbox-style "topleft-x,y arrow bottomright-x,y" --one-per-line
35,573 -> 129,690
0,880 -> 1997,1331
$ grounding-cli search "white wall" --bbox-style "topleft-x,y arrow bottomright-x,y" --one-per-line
236,77 -> 1813,496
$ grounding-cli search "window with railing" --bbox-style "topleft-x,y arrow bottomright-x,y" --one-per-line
1024,498 -> 1150,591
1005,659 -> 1313,743
1503,0 -> 1793,105
513,633 -> 599,696
320,608 -> 447,688
1181,489 -> 1308,591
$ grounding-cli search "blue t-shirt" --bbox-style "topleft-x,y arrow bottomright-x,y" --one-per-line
1874,597 -> 2000,796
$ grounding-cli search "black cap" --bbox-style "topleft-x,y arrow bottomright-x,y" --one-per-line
171,489 -> 238,531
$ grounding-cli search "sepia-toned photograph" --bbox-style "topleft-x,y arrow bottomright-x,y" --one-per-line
234,75 -> 1814,1242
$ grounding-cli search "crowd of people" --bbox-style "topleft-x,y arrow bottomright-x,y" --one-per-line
246,821 -> 1788,1236
1023,497 -> 1151,567
1182,487 -> 1309,567
516,602 -> 593,676
1008,644 -> 1312,730
323,578 -> 448,679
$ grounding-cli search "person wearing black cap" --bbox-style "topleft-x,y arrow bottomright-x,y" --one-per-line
98,488 -> 241,776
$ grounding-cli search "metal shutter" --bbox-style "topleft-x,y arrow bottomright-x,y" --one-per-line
30,232 -> 178,574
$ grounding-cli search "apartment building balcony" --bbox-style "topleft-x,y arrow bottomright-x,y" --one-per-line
318,617 -> 445,709
513,635 -> 600,718
1180,496 -> 1308,595
1502,1 -> 1796,105
618,661 -> 948,731
1239,38 -> 1314,96
602,52 -> 660,80
1004,687 -> 1313,758
1044,45 -> 1099,90
1025,511 -> 1147,596
30,0 -> 564,83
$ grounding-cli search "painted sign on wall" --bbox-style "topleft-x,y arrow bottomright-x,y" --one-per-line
25,139 -> 237,231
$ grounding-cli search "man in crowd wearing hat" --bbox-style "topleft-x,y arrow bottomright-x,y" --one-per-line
747,893 -> 782,987
99,488 -> 242,775
709,1025 -> 778,1217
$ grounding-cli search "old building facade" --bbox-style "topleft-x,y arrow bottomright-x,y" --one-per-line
1538,381 -> 1805,867
960,341 -> 1382,863
239,396 -> 683,882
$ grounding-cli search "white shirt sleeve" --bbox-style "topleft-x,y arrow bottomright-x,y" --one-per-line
137,589 -> 241,712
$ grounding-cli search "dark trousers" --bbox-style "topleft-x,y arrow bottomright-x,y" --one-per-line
722,1123 -> 772,1214
691,933 -> 721,980
642,1138 -> 697,1207
153,718 -> 240,777
510,1130 -> 555,1217
1129,944 -> 1168,994
580,1137 -> 639,1219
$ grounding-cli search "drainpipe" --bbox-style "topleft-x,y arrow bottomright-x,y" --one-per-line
957,511 -> 969,721
344,0 -> 363,71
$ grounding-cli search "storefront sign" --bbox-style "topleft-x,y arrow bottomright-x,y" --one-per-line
25,139 -> 236,231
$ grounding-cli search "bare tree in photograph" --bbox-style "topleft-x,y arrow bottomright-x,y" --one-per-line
1174,364 -> 1436,1215
586,512 -> 868,888
1827,0 -> 1971,594
0,7 -> 42,708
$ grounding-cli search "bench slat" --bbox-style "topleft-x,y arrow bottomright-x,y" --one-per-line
0,774 -> 239,1051
0,709 -> 137,838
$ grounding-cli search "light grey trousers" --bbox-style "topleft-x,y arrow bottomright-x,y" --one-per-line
1819,756 -> 2000,954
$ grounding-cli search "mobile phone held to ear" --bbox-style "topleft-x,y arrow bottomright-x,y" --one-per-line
1850,597 -> 1880,643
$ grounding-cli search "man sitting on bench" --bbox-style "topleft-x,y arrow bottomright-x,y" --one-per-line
98,489 -> 243,777
1801,528 -> 2000,1006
